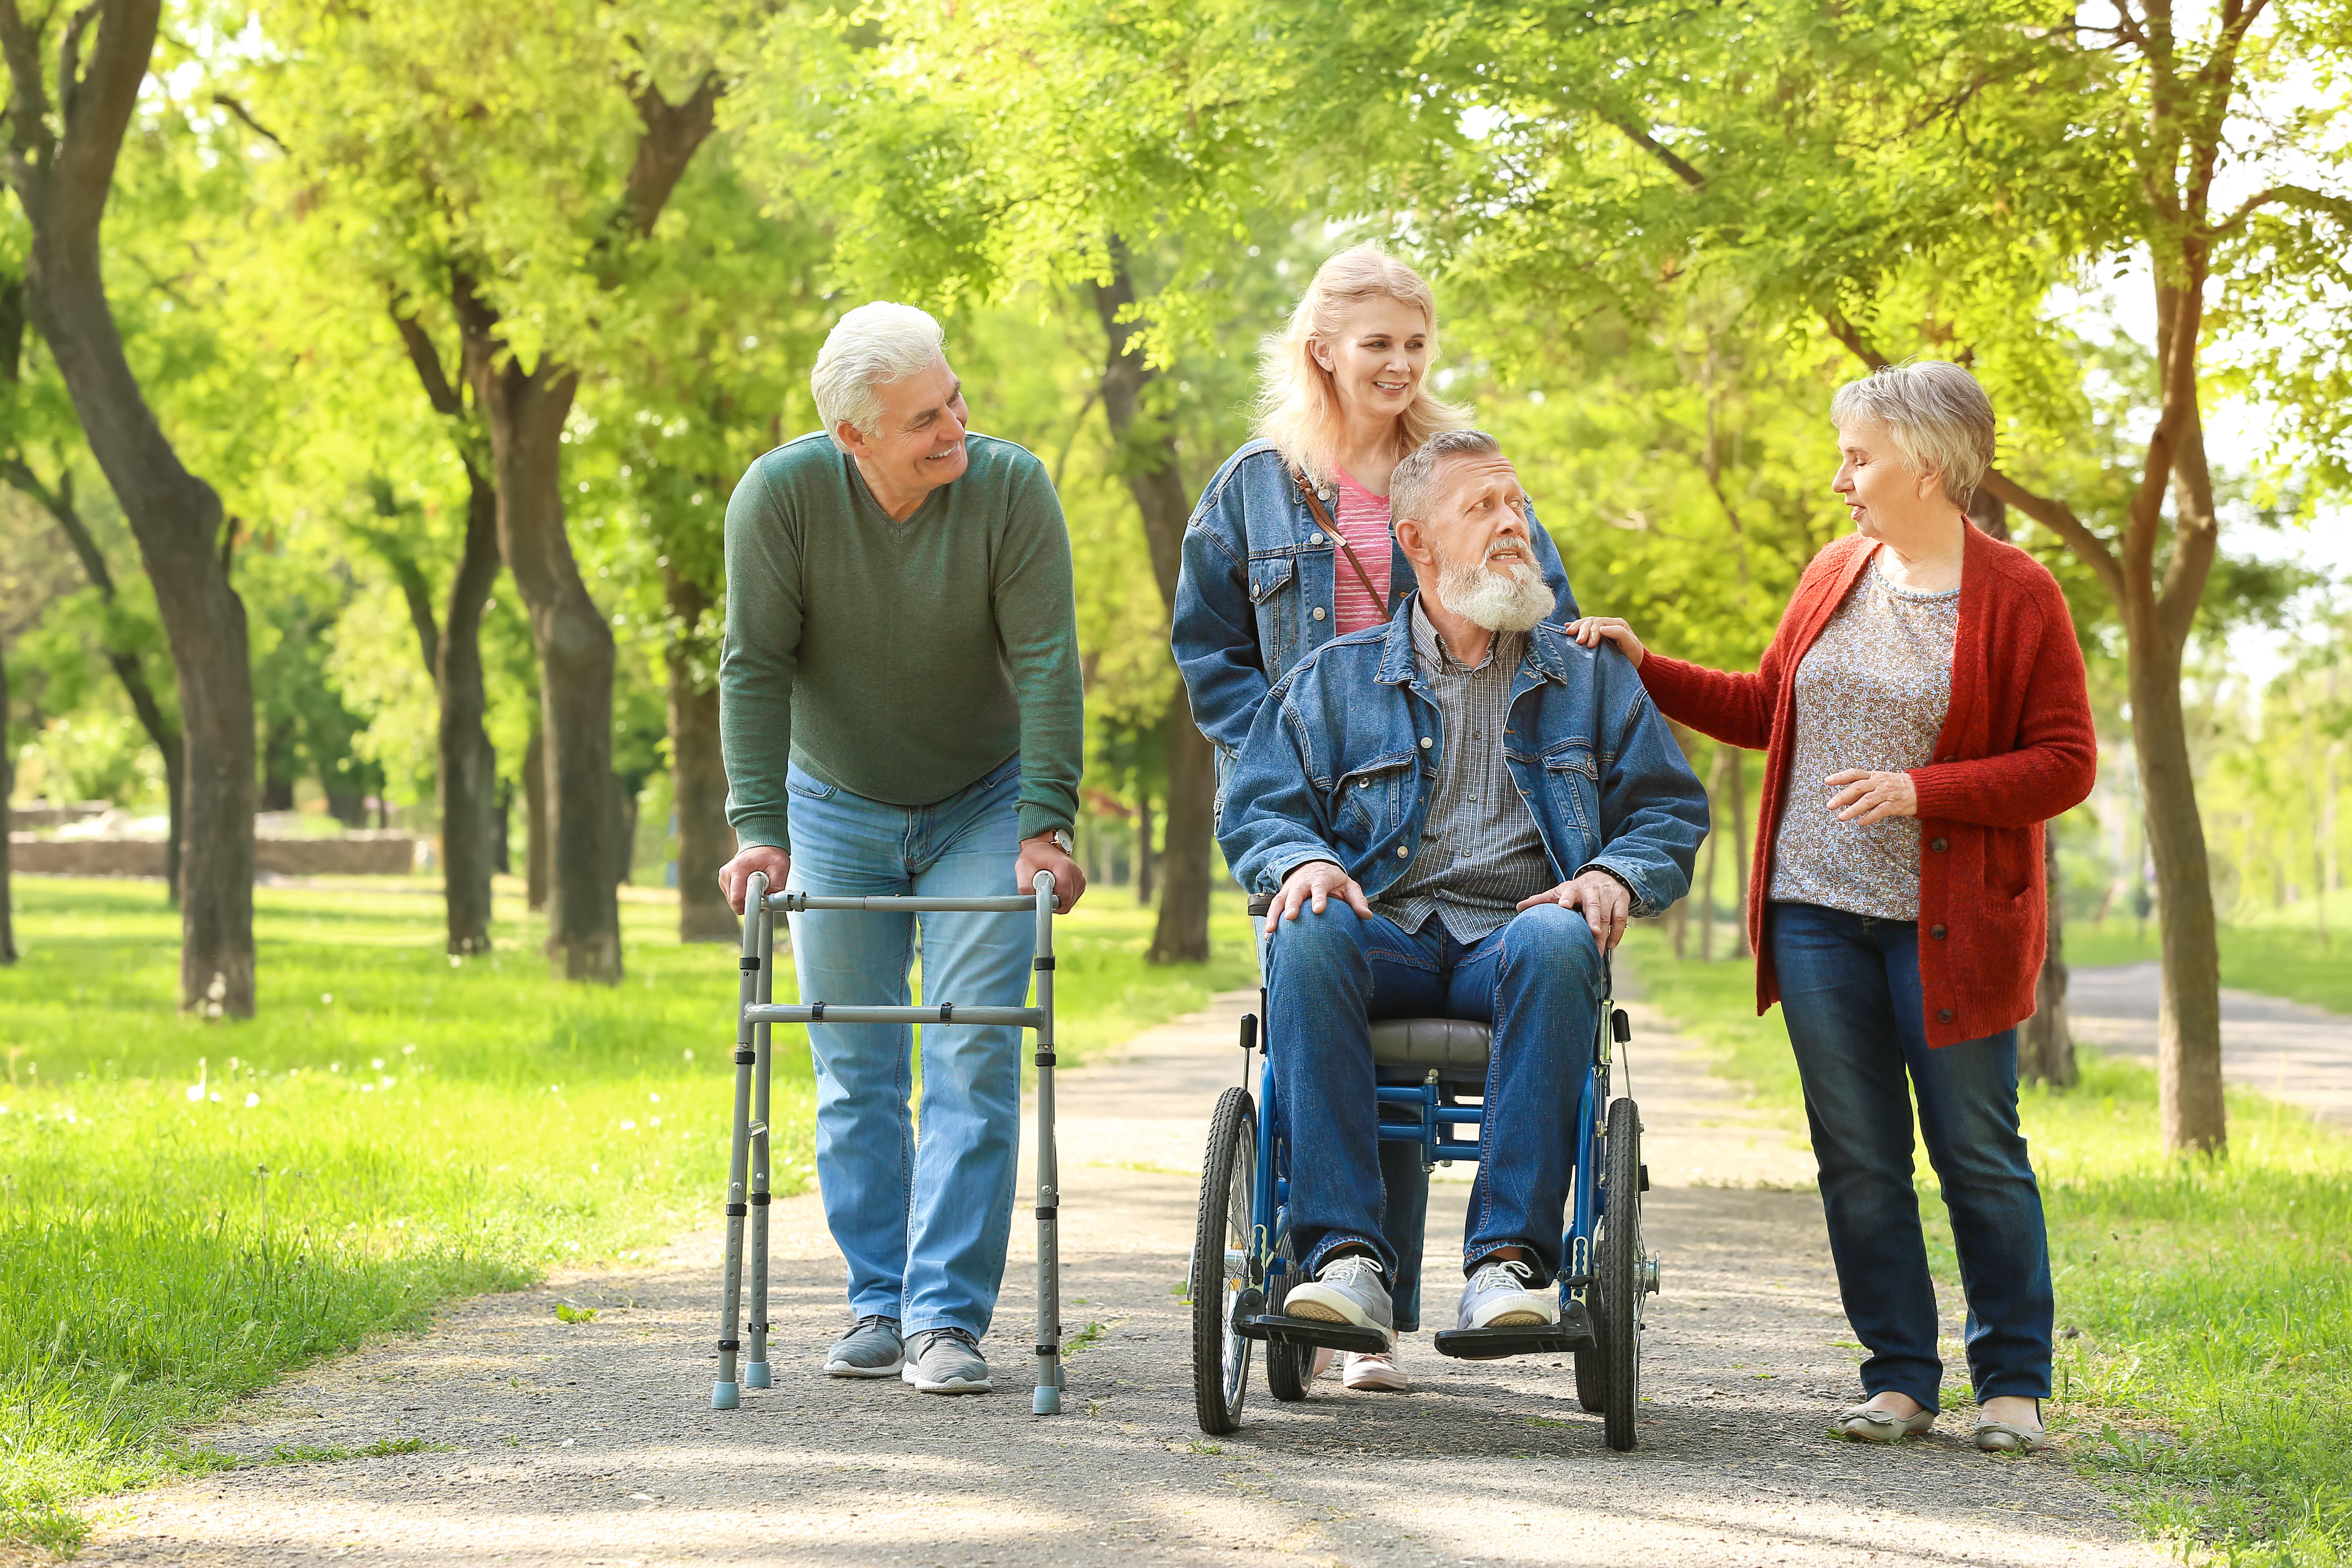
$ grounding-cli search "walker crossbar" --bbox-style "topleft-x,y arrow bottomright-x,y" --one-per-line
765,891 -> 1052,914
712,868 -> 1065,1416
742,1004 -> 1044,1028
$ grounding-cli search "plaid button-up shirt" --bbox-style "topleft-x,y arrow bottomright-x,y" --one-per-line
1374,601 -> 1557,941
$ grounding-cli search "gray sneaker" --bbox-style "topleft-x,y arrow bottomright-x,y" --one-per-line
823,1315 -> 904,1378
1458,1256 -> 1558,1330
902,1327 -> 993,1394
1283,1254 -> 1394,1343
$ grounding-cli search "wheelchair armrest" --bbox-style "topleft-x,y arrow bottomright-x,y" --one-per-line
1246,895 -> 1272,919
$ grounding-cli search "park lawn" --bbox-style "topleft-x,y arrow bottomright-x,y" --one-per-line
0,874 -> 1255,1555
1626,922 -> 2352,1566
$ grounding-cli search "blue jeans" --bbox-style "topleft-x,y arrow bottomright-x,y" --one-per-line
1770,901 -> 2053,1409
1264,901 -> 1602,1288
785,756 -> 1032,1340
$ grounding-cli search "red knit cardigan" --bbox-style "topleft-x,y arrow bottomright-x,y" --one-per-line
1636,526 -> 2098,1047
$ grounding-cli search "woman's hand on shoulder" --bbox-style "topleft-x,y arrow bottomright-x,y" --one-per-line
1567,617 -> 1647,668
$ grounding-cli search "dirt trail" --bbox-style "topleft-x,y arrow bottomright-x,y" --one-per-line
79,994 -> 2163,1567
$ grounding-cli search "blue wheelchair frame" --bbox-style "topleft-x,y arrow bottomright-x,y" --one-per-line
1232,987 -> 1626,1363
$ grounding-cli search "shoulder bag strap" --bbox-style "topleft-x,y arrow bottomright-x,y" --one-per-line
1296,471 -> 1390,613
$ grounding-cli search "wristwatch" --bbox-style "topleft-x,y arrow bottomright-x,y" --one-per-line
1048,828 -> 1076,856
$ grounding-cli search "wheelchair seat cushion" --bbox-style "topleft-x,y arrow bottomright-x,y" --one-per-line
1369,1017 -> 1491,1071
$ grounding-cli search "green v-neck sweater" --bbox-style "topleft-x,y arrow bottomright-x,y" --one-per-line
719,432 -> 1082,854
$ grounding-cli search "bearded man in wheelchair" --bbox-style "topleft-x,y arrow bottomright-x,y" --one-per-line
1218,428 -> 1709,1349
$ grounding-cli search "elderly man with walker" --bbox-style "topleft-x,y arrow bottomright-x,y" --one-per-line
718,302 -> 1086,1396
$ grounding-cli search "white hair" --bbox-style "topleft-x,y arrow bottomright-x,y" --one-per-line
1830,360 -> 1997,509
812,302 -> 947,450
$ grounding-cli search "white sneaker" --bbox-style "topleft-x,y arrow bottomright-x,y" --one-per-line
1283,1254 -> 1395,1342
1341,1349 -> 1410,1391
1457,1256 -> 1559,1330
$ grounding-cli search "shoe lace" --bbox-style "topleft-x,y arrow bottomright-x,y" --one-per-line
852,1314 -> 901,1334
1472,1257 -> 1541,1292
921,1326 -> 980,1351
1317,1254 -> 1384,1288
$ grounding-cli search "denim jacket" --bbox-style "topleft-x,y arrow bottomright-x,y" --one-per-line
1173,439 -> 1582,762
1218,594 -> 1710,920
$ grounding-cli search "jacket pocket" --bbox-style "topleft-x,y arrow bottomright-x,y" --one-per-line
1248,552 -> 1298,675
1335,756 -> 1414,843
1539,738 -> 1600,842
1983,826 -> 2035,904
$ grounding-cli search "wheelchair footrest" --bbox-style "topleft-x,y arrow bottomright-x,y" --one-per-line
1237,1314 -> 1392,1356
1433,1301 -> 1595,1361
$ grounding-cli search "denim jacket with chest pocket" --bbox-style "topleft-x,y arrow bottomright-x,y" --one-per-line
1173,439 -> 1583,766
1217,593 -> 1710,921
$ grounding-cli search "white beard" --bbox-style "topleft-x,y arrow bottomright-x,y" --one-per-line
1435,543 -> 1556,633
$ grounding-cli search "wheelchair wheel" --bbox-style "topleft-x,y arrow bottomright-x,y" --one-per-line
1263,1234 -> 1311,1401
1192,1086 -> 1256,1434
1573,1341 -> 1607,1414
1596,1095 -> 1645,1450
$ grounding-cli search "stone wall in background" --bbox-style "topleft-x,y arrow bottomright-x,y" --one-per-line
10,835 -> 420,877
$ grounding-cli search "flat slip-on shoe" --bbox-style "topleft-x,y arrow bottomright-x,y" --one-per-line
1974,1419 -> 2052,1454
1836,1403 -> 1938,1441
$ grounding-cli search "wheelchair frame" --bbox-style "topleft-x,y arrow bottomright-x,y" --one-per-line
709,868 -> 1067,1416
1191,935 -> 1658,1450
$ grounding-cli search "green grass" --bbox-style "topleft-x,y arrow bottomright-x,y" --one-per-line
2065,912 -> 2352,1017
1625,922 -> 2352,1566
0,873 -> 1254,1553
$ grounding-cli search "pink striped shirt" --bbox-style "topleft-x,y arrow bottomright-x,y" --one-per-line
1329,466 -> 1394,635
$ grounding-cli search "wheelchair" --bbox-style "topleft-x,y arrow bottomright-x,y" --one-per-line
1190,896 -> 1659,1450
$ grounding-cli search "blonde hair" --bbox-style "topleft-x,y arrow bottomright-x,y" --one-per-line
1254,245 -> 1469,486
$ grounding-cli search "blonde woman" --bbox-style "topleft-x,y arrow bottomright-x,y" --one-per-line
1172,245 -> 1581,1390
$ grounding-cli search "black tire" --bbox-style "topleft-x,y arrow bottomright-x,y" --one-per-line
1263,1233 -> 1310,1401
1192,1087 -> 1256,1434
1573,1342 -> 1607,1413
1597,1096 -> 1645,1450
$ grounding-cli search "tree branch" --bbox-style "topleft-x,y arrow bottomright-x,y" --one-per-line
2209,183 -> 2352,238
389,296 -> 463,418
206,90 -> 286,152
1821,310 -> 1891,370
619,71 -> 723,240
1603,110 -> 1706,189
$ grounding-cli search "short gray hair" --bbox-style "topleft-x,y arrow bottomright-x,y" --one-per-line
812,302 -> 947,449
1389,428 -> 1504,528
1830,361 -> 1996,508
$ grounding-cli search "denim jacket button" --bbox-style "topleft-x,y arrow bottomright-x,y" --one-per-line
1419,737 -> 1432,749
1396,845 -> 1410,858
1312,606 -> 1327,620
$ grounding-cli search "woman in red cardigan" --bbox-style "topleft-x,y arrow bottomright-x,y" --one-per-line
1571,361 -> 2096,1455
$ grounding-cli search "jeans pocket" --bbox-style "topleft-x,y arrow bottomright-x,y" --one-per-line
785,764 -> 837,800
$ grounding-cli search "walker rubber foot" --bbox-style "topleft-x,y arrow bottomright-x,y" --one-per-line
744,1362 -> 772,1390
1033,1386 -> 1061,1415
711,1382 -> 740,1410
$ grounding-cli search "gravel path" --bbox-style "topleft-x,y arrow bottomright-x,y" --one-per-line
78,994 -> 2163,1567
2070,962 -> 2352,1126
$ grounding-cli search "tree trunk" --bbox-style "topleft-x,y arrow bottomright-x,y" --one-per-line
0,0 -> 255,1014
437,464 -> 501,953
1136,789 -> 1156,906
524,722 -> 549,913
469,348 -> 621,980
663,561 -> 739,942
1698,745 -> 1723,961
1090,238 -> 1212,964
2020,828 -> 2077,1085
612,777 -> 639,889
1726,748 -> 1752,959
494,778 -> 512,874
1151,696 -> 1214,964
2131,633 -> 2225,1152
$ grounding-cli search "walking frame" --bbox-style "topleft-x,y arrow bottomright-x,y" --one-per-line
710,868 -> 1066,1415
